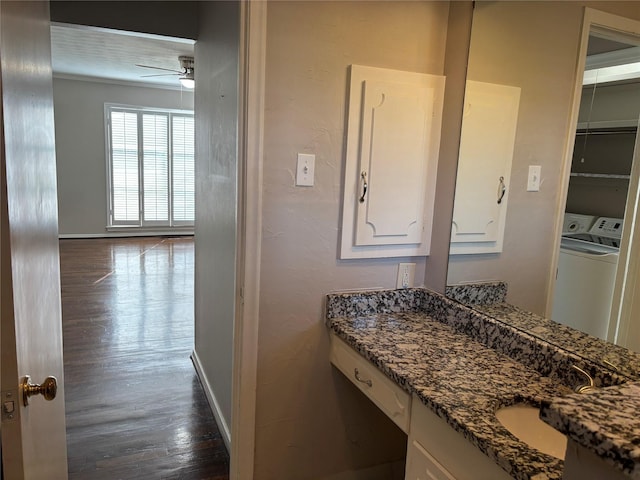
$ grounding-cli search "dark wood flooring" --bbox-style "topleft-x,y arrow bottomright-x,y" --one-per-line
59,236 -> 230,480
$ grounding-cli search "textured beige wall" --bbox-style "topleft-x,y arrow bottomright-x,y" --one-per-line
447,1 -> 640,315
255,2 -> 450,478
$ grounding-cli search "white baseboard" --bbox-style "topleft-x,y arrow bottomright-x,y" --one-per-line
58,231 -> 194,239
319,460 -> 406,480
191,349 -> 232,452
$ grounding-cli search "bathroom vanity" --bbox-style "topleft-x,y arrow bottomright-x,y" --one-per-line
326,288 -> 640,479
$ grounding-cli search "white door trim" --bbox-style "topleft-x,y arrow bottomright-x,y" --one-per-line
231,1 -> 266,479
608,116 -> 640,347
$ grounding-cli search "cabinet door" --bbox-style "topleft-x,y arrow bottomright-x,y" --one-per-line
405,439 -> 456,480
450,80 -> 520,255
355,79 -> 435,246
405,395 -> 512,480
340,65 -> 445,259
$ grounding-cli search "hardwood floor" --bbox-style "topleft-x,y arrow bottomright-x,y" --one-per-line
59,237 -> 229,480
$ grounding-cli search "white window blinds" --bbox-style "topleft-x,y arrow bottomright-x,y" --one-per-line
111,111 -> 140,222
172,116 -> 195,223
142,114 -> 169,222
107,105 -> 194,228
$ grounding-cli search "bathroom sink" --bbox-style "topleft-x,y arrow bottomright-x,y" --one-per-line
495,403 -> 567,459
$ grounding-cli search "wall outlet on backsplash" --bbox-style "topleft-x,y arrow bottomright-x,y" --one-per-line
397,263 -> 416,289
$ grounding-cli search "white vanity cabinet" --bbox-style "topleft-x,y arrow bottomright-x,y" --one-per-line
450,80 -> 521,255
406,432 -> 456,480
329,333 -> 511,480
339,65 -> 445,259
406,396 -> 511,480
329,333 -> 412,433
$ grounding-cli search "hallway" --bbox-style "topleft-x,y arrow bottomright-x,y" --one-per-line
59,237 -> 229,479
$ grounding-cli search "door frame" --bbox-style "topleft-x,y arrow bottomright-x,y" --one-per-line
546,8 -> 640,342
230,1 -> 266,479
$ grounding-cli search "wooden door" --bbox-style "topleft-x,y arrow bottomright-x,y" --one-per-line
0,1 -> 68,478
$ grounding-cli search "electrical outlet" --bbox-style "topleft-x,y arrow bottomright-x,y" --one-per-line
396,263 -> 416,289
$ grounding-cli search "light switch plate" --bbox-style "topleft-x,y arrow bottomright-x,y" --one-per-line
296,153 -> 315,186
527,165 -> 541,192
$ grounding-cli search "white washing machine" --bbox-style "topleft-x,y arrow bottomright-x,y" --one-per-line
551,214 -> 623,340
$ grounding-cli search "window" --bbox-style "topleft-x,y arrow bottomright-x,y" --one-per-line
106,105 -> 195,228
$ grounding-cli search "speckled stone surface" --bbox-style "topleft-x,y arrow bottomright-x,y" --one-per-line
439,299 -> 628,389
326,287 -> 639,480
327,288 -> 627,389
326,288 -> 426,318
328,310 -> 570,480
474,302 -> 640,381
445,281 -> 508,305
541,382 -> 640,478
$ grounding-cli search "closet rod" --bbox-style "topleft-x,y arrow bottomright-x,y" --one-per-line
576,130 -> 638,136
570,172 -> 630,179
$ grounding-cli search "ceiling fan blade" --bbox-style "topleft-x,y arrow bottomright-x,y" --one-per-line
135,64 -> 183,74
140,73 -> 181,78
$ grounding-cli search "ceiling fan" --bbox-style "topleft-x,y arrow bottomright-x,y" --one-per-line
136,56 -> 195,89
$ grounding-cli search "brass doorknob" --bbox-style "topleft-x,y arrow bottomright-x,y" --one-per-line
21,375 -> 57,406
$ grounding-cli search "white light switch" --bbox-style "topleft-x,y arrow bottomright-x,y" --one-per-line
527,165 -> 541,192
296,153 -> 315,186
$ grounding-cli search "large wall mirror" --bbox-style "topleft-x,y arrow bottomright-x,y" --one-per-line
446,1 -> 640,375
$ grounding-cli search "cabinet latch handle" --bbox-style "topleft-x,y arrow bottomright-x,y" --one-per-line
354,368 -> 372,387
497,176 -> 506,204
359,171 -> 368,203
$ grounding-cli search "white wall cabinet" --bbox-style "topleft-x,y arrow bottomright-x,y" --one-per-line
450,80 -> 520,255
340,65 -> 445,259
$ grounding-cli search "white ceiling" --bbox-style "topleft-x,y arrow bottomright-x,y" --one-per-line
50,23 -> 195,89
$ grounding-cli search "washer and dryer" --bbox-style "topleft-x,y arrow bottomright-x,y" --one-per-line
551,213 -> 623,340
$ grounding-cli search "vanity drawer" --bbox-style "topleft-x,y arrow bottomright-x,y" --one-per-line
329,333 -> 411,433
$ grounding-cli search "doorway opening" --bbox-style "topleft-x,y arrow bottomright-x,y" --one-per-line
50,23 -> 230,478
552,10 -> 640,350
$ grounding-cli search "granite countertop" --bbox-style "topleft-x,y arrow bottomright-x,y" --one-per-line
328,310 -> 571,480
446,282 -> 640,477
473,302 -> 640,381
541,382 -> 640,479
328,287 -> 640,479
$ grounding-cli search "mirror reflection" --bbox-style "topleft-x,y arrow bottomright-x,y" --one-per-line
553,33 -> 639,342
446,1 -> 640,377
